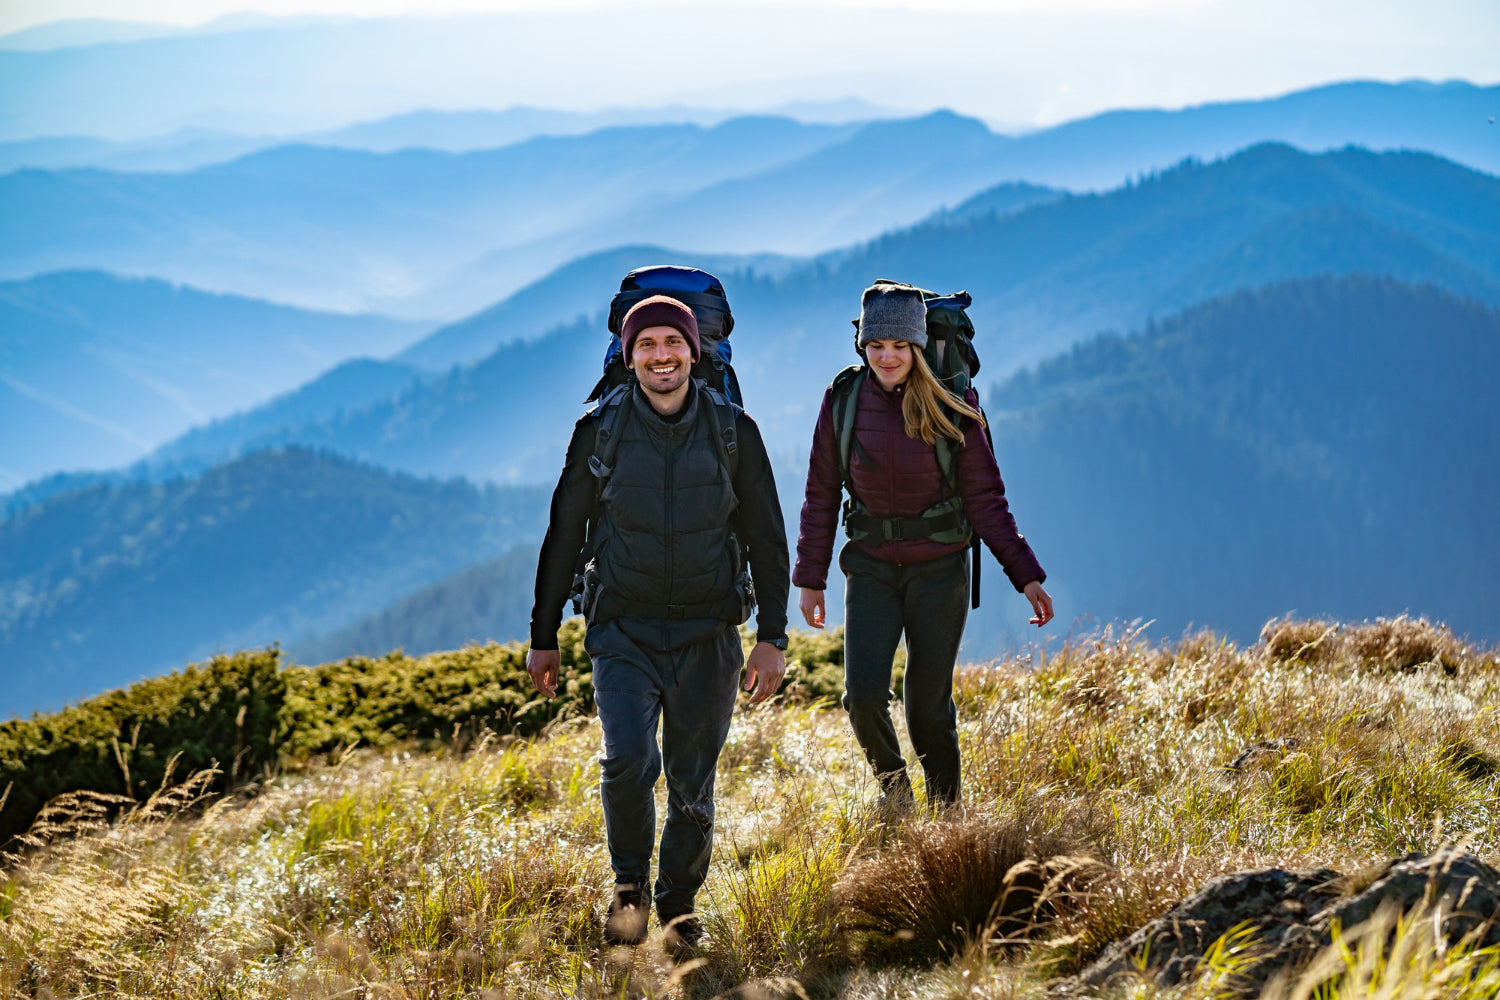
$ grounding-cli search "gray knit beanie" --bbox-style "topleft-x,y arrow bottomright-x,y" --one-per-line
856,280 -> 928,350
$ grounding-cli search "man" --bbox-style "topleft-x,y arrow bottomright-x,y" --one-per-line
526,294 -> 790,956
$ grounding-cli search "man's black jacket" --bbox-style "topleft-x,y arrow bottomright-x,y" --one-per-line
529,380 -> 789,652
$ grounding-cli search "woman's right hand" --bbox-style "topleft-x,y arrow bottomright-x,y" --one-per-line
798,587 -> 826,629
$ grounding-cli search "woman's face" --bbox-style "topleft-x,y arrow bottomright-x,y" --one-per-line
866,339 -> 914,390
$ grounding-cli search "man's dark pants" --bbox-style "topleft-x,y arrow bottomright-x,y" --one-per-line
586,619 -> 743,918
840,545 -> 969,805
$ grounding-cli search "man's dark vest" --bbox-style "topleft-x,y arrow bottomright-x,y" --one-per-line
581,385 -> 750,625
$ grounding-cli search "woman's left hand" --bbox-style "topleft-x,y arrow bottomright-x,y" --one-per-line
1024,581 -> 1054,627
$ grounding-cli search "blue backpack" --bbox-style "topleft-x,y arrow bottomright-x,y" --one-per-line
585,264 -> 742,405
572,265 -> 748,617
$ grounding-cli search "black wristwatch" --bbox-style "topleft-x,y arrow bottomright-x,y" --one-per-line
762,634 -> 789,651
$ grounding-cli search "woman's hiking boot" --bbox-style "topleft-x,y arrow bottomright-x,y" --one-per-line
604,882 -> 649,946
661,910 -> 705,960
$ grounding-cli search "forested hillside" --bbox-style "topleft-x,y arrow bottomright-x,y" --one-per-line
290,544 -> 543,664
0,449 -> 548,716
970,275 -> 1500,648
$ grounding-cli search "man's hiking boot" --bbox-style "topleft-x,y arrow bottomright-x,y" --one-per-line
604,883 -> 649,946
661,911 -> 705,960
876,780 -> 916,820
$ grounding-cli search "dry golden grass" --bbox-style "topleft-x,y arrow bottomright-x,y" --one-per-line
2,617 -> 1497,998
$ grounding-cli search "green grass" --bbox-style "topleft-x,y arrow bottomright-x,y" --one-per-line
1,615 -> 1496,998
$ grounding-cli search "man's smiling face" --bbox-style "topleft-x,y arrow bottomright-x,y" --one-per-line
630,324 -> 694,397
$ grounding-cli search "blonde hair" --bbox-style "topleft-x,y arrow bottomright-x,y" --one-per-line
902,349 -> 984,445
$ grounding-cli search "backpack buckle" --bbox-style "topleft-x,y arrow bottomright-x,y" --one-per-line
667,605 -> 686,619
588,455 -> 612,479
882,519 -> 903,541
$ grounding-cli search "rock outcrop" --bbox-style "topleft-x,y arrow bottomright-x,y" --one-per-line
1056,849 -> 1500,997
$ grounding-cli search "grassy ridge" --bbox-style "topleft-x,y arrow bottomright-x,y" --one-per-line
0,615 -> 1495,998
0,619 -> 863,845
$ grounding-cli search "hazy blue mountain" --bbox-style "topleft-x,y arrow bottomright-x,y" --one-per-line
0,101 -> 902,175
961,275 -> 1500,652
374,128 -> 1500,354
0,270 -> 425,492
927,182 -> 1065,225
4,1 -> 1494,168
302,101 -> 901,152
190,143 -> 1500,488
0,448 -> 549,718
0,129 -> 271,174
557,111 -> 1016,254
290,544 -> 542,664
0,18 -> 186,51
8,81 -> 1497,319
390,113 -> 1029,318
397,245 -> 801,370
994,79 -> 1500,189
787,144 -> 1500,385
165,315 -> 604,485
2,356 -> 427,515
146,357 -> 428,469
0,117 -> 857,315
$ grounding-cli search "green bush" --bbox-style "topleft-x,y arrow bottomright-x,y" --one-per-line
1,617 -> 853,844
0,648 -> 285,845
279,618 -> 595,759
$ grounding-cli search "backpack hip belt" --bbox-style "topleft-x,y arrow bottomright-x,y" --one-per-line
590,592 -> 750,623
842,493 -> 971,545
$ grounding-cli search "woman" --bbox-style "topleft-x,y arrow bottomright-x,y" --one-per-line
793,280 -> 1053,808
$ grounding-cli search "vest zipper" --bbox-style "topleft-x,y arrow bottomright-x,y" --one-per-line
664,422 -> 676,606
662,420 -> 678,668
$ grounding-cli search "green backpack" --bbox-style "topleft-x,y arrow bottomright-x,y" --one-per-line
831,287 -> 991,608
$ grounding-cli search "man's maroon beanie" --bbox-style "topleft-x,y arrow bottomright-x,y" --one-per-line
621,295 -> 701,362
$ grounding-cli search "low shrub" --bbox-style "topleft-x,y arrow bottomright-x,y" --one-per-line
1260,617 -> 1341,665
832,812 -> 1094,963
1260,614 -> 1477,674
0,648 -> 284,846
1341,614 -> 1471,673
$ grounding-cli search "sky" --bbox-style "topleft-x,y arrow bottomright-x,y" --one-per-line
3,0 -> 1498,135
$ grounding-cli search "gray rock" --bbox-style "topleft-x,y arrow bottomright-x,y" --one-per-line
1295,850 -> 1500,955
1055,849 -> 1500,997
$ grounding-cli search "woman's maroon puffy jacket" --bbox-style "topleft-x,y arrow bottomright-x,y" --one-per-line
792,373 -> 1045,592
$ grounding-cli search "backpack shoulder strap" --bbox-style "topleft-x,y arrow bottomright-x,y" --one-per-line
587,382 -> 634,499
829,365 -> 866,491
935,389 -> 992,495
698,382 -> 740,482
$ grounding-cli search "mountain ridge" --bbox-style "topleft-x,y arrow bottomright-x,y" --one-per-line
78,144 -> 1500,495
6,81 -> 1496,318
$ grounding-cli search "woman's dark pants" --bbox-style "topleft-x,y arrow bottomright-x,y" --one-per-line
840,545 -> 969,805
586,620 -> 743,919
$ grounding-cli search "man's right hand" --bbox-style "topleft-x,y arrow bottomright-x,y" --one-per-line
798,587 -> 826,629
526,648 -> 561,698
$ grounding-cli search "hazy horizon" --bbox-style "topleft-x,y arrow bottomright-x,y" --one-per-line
5,1 -> 1496,140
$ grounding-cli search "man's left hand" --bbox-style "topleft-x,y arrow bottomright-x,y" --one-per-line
743,642 -> 786,705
